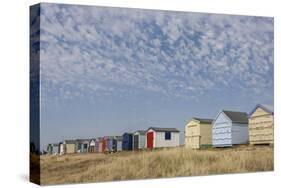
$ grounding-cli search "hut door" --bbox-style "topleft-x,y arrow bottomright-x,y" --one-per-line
134,135 -> 139,150
147,132 -> 153,149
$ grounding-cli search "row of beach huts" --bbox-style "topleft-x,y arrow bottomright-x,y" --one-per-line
47,104 -> 274,155
47,127 -> 180,155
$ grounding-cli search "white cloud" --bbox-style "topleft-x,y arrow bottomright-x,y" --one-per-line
38,3 -> 274,103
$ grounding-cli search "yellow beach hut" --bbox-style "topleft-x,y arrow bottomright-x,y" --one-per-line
249,104 -> 274,145
185,118 -> 213,149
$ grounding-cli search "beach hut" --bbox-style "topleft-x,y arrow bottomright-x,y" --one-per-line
94,137 -> 103,153
59,142 -> 64,155
88,139 -> 96,153
185,118 -> 213,149
212,110 -> 248,147
248,104 -> 274,145
47,144 -> 57,155
94,137 -> 102,153
53,144 -> 60,154
103,136 -> 110,152
115,136 -> 123,152
94,139 -> 98,153
146,127 -> 180,149
47,144 -> 53,155
103,136 -> 117,153
133,130 -> 146,150
101,137 -> 108,152
110,137 -> 118,152
60,140 -> 76,154
98,138 -> 104,153
122,133 -> 133,151
76,139 -> 90,153
64,140 -> 77,154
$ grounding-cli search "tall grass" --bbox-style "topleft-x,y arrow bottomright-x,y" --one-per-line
40,146 -> 273,185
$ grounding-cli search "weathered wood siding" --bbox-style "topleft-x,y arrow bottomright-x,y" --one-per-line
212,112 -> 232,147
95,140 -> 100,153
213,111 -> 249,147
47,144 -> 53,154
89,140 -> 95,153
185,119 -> 212,149
232,123 -> 249,144
200,123 -> 212,146
116,140 -> 122,151
88,146 -> 95,153
249,107 -> 274,144
133,134 -> 139,150
133,132 -> 146,149
139,134 -> 146,149
122,133 -> 133,150
98,141 -> 103,153
185,120 -> 200,149
52,145 -> 59,154
65,144 -> 76,154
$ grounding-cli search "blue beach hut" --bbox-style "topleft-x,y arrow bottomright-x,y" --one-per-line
122,132 -> 133,151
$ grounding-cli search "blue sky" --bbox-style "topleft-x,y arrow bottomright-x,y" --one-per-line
36,3 -> 273,150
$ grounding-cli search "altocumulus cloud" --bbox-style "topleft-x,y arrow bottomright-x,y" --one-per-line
36,3 -> 273,103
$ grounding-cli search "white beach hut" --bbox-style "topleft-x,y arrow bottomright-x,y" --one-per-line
212,110 -> 249,147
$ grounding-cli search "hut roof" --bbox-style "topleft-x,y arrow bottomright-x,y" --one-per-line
193,117 -> 213,124
123,132 -> 134,136
104,136 -> 117,140
95,137 -> 103,141
114,136 -> 123,141
135,130 -> 146,135
48,143 -> 59,146
147,127 -> 180,132
249,104 -> 274,116
222,110 -> 248,124
76,138 -> 91,142
64,140 -> 77,144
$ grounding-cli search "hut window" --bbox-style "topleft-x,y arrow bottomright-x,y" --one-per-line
165,132 -> 171,140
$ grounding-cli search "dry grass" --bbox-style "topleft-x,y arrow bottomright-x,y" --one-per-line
39,145 -> 273,185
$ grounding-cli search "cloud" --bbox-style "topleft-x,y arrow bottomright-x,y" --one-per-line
38,3 -> 274,103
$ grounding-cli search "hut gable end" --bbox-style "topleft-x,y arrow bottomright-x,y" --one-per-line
249,104 -> 274,145
213,111 -> 231,128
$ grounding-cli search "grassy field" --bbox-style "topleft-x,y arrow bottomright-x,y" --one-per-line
39,145 -> 273,185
